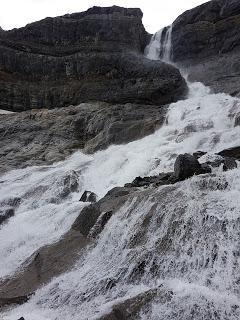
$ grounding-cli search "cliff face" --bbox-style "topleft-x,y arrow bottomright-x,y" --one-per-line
0,6 -> 186,111
2,7 -> 149,54
172,0 -> 240,61
171,0 -> 240,96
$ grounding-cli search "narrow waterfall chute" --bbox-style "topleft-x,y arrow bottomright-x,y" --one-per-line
145,25 -> 172,62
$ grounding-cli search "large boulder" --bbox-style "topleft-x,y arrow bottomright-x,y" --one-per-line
0,6 -> 186,111
174,153 -> 210,181
171,0 -> 240,96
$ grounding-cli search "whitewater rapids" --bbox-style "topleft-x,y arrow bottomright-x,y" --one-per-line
2,28 -> 240,320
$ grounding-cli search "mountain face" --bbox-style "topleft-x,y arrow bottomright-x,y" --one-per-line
0,6 -> 186,112
1,2 -> 240,320
172,0 -> 240,96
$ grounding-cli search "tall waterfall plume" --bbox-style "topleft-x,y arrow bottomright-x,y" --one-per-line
145,25 -> 172,62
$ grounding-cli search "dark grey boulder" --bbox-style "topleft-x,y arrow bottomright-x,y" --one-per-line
0,295 -> 29,307
218,146 -> 240,160
79,191 -> 97,203
0,208 -> 15,225
174,154 -> 205,181
125,173 -> 173,188
72,204 -> 101,236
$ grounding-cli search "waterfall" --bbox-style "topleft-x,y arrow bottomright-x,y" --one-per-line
145,25 -> 172,62
2,23 -> 240,320
161,25 -> 172,62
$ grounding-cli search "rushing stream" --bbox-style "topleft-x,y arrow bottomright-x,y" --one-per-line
2,27 -> 240,320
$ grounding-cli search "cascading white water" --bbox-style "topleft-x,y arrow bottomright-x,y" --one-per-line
144,29 -> 163,60
161,25 -> 172,62
2,26 -> 240,320
145,26 -> 172,62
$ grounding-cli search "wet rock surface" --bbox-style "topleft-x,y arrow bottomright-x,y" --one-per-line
98,287 -> 173,320
0,208 -> 14,225
218,146 -> 240,160
174,153 -> 207,181
0,102 -> 167,174
0,6 -> 186,111
0,230 -> 90,301
80,190 -> 97,203
0,295 -> 29,308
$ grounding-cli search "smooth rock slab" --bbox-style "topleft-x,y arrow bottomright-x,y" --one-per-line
0,102 -> 167,173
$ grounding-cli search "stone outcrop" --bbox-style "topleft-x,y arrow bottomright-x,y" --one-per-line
0,6 -> 186,111
171,0 -> 240,96
218,146 -> 240,160
0,102 -> 167,173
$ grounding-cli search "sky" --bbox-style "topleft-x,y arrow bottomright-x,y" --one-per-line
0,0 -> 208,33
